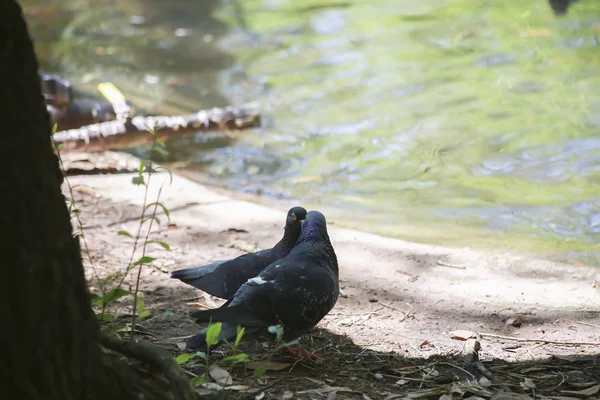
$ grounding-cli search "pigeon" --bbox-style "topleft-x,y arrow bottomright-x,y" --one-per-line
186,210 -> 339,359
171,206 -> 307,299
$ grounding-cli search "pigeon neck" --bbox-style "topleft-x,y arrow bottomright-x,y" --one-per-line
274,222 -> 302,253
297,222 -> 339,273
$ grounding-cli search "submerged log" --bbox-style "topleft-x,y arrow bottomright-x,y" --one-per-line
53,103 -> 261,153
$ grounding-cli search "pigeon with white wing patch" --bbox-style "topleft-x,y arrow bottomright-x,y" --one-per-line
186,210 -> 339,360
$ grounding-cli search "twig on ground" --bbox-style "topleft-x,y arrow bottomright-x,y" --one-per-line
436,260 -> 467,270
439,362 -> 475,379
380,302 -> 414,322
167,334 -> 194,342
479,332 -> 600,346
567,320 -> 600,329
181,296 -> 204,302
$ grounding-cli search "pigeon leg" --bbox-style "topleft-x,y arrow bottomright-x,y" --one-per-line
278,346 -> 323,361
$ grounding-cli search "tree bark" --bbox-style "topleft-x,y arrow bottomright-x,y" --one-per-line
0,1 -> 202,399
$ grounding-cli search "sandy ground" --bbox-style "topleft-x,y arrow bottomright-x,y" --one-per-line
64,170 -> 600,398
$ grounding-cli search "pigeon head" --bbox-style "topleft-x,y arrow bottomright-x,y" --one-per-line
286,206 -> 307,226
299,210 -> 328,237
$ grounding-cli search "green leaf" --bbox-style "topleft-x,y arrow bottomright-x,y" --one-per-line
163,311 -> 175,318
138,160 -> 147,176
235,326 -> 245,348
145,201 -> 170,218
146,240 -> 170,250
132,176 -> 145,186
152,146 -> 169,156
132,256 -> 156,267
102,287 -> 132,306
142,215 -> 161,225
196,351 -> 207,360
156,139 -> 166,148
136,296 -> 144,313
117,230 -> 134,238
95,313 -> 114,322
139,310 -> 151,319
254,366 -> 267,378
146,125 -> 157,135
175,353 -> 196,365
154,166 -> 174,184
223,353 -> 249,364
90,293 -> 103,308
205,322 -> 222,347
190,376 -> 205,387
51,123 -> 58,135
57,143 -> 64,152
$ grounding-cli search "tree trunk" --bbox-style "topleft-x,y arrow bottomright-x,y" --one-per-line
0,2 -> 200,399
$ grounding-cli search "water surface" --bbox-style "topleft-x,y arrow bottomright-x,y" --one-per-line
23,0 -> 600,264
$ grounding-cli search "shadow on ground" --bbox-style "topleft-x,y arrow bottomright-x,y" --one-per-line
97,283 -> 598,400
113,296 -> 600,400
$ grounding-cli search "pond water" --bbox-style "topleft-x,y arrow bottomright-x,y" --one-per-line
23,0 -> 600,265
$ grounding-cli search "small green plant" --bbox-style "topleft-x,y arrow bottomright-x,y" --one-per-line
53,124 -> 172,338
53,123 -> 259,387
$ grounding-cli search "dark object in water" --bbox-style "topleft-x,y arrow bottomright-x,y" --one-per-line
548,0 -> 579,15
44,73 -> 261,153
41,73 -> 133,131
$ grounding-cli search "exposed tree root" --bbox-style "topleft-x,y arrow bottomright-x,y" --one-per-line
99,332 -> 214,400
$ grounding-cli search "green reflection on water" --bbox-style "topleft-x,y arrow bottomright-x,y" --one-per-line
22,0 -> 600,265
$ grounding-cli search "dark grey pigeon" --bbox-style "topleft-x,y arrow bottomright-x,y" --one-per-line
171,206 -> 307,300
185,210 -> 339,353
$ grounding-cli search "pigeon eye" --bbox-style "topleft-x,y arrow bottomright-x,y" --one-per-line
291,213 -> 297,221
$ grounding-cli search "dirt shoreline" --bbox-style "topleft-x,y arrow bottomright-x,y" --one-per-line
65,170 -> 600,398
67,171 -> 599,356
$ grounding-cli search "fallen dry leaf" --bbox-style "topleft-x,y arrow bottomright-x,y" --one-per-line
506,317 -> 522,327
224,385 -> 252,391
247,360 -> 291,371
562,384 -> 600,397
176,342 -> 186,351
521,378 -> 536,390
479,376 -> 491,387
450,330 -> 477,340
202,382 -> 223,391
209,364 -> 233,385
187,302 -> 210,310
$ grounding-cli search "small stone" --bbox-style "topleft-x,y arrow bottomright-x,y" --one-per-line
368,296 -> 378,303
506,317 -> 522,327
373,373 -> 383,381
